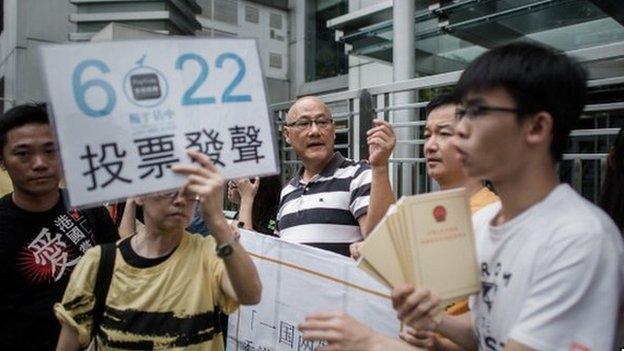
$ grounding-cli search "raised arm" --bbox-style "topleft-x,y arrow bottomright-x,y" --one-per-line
359,119 -> 396,236
172,150 -> 262,305
236,177 -> 259,231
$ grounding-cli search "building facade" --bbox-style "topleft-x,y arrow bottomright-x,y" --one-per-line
196,0 -> 290,102
290,0 -> 624,201
69,0 -> 201,41
0,0 -> 77,109
0,0 -> 293,108
0,0 -> 203,109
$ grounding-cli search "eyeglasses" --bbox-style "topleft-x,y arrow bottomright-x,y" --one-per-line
455,105 -> 521,120
285,117 -> 333,130
154,190 -> 199,201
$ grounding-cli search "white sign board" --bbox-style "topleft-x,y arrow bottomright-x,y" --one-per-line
38,38 -> 279,208
228,231 -> 400,351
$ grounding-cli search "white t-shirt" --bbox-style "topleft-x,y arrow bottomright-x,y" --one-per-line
469,184 -> 623,351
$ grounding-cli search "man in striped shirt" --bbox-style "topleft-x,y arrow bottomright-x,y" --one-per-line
276,96 -> 395,256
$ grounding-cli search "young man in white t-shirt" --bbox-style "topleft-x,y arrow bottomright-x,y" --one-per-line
298,43 -> 622,351
390,42 -> 624,350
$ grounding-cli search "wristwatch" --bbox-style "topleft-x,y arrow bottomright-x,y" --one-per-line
216,231 -> 241,259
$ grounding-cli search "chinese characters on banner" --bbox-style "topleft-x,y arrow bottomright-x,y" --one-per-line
38,39 -> 279,208
228,231 -> 400,351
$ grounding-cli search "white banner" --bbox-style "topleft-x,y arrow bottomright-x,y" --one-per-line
228,231 -> 400,351
38,38 -> 279,208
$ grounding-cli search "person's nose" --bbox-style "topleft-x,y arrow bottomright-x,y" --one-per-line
424,136 -> 438,156
31,153 -> 50,171
307,121 -> 322,136
172,192 -> 188,207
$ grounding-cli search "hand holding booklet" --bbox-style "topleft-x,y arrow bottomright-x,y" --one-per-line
357,188 -> 480,308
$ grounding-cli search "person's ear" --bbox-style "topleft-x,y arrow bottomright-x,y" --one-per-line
283,127 -> 292,144
525,111 -> 553,147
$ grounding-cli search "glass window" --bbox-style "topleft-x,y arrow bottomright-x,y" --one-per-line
340,0 -> 624,77
305,0 -> 348,82
245,5 -> 259,24
269,52 -> 283,69
214,0 -> 238,25
270,12 -> 282,30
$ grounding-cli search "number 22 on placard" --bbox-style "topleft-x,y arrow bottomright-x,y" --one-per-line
71,52 -> 251,117
175,52 -> 251,105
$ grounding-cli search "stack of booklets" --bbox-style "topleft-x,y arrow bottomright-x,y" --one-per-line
358,188 -> 480,307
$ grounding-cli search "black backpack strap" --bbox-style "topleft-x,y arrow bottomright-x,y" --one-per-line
91,243 -> 116,341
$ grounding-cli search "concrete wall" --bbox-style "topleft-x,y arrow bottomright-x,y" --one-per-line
348,55 -> 393,91
266,77 -> 290,102
0,0 -> 76,109
197,0 -> 290,102
288,0 -> 304,98
197,0 -> 289,81
0,0 -> 20,109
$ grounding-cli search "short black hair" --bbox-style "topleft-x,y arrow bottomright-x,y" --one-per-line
455,42 -> 587,161
426,93 -> 460,116
0,103 -> 49,153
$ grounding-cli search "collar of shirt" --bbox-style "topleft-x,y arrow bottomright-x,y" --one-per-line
289,152 -> 345,187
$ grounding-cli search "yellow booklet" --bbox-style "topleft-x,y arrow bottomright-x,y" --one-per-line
357,188 -> 480,305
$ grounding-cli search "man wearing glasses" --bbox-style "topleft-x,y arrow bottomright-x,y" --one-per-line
276,96 -> 396,256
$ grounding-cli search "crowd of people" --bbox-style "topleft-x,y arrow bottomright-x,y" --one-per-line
0,41 -> 622,351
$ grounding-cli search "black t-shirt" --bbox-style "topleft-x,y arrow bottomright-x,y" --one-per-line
0,190 -> 119,350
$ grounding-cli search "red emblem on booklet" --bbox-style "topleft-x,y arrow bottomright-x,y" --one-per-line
569,342 -> 590,351
433,205 -> 447,222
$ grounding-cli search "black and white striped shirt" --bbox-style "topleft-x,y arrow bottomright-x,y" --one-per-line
276,153 -> 371,253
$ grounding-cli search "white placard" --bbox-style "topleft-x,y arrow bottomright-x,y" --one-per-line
228,231 -> 400,351
38,38 -> 279,208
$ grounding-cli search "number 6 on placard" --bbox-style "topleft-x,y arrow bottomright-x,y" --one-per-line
72,59 -> 116,118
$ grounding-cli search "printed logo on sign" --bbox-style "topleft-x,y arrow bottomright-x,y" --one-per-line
433,205 -> 447,222
123,55 -> 169,108
131,73 -> 161,100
